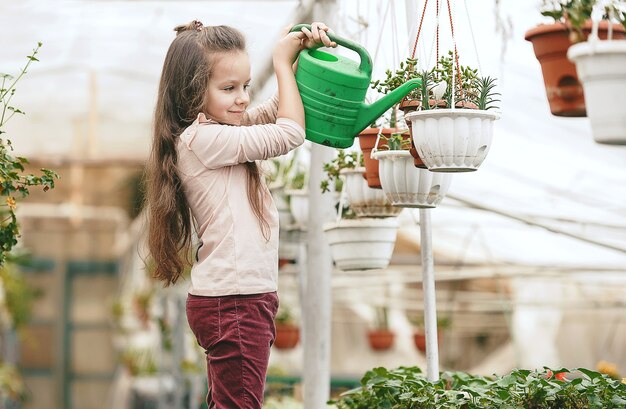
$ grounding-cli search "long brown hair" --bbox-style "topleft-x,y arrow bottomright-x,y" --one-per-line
146,21 -> 269,286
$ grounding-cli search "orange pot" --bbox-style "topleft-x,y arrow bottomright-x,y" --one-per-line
367,329 -> 395,351
413,331 -> 441,354
399,100 -> 427,169
358,128 -> 400,189
525,21 -> 626,117
274,324 -> 300,349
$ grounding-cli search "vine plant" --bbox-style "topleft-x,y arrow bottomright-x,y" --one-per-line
0,43 -> 59,267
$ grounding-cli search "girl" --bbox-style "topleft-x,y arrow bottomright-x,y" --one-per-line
145,20 -> 335,408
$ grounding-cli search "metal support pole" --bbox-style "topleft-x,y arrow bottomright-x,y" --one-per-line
419,209 -> 439,381
301,2 -> 337,407
406,0 -> 441,382
303,143 -> 335,407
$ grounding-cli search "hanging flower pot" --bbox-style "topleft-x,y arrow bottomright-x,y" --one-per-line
568,39 -> 626,145
274,323 -> 300,350
371,150 -> 452,208
405,109 -> 499,172
524,21 -> 626,117
323,218 -> 398,271
367,329 -> 395,351
400,99 -> 428,169
358,128 -> 399,189
413,330 -> 441,354
285,189 -> 308,229
270,185 -> 294,228
340,168 -> 403,218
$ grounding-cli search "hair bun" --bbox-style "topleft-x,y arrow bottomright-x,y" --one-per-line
174,20 -> 204,35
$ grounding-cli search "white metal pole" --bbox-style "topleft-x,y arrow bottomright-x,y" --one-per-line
302,2 -> 337,407
406,0 -> 441,382
419,208 -> 440,381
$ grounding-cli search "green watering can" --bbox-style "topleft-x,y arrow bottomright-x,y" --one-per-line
290,24 -> 422,148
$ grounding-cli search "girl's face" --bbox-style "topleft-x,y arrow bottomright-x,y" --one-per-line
205,51 -> 251,126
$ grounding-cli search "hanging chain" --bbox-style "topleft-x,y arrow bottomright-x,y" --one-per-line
446,0 -> 464,101
411,0 -> 430,59
436,0 -> 440,68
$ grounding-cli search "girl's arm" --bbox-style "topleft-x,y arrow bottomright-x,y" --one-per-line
243,24 -> 333,126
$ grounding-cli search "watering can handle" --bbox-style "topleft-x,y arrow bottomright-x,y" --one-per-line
289,24 -> 372,76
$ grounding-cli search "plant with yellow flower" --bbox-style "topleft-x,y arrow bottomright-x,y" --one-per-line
1,43 -> 58,267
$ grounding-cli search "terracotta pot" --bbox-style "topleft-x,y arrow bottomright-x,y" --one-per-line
358,128 -> 401,189
367,329 -> 395,351
399,100 -> 428,169
274,324 -> 300,349
525,21 -> 626,117
413,330 -> 441,354
278,258 -> 291,269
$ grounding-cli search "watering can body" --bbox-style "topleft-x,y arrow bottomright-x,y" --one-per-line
290,24 -> 422,148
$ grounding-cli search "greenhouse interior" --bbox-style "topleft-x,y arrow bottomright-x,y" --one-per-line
1,0 -> 625,408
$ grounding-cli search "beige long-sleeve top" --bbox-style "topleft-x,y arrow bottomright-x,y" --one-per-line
176,95 -> 305,296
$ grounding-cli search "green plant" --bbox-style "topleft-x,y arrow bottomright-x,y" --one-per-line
541,0 -> 626,42
408,313 -> 451,331
371,57 -> 422,100
378,131 -> 411,151
0,363 -> 27,403
330,365 -> 626,409
373,307 -> 389,330
432,51 -> 480,108
320,150 -> 359,194
119,348 -> 158,376
265,150 -> 300,188
0,262 -> 41,330
1,43 -> 59,268
275,305 -> 296,326
372,52 -> 498,111
475,76 -> 501,110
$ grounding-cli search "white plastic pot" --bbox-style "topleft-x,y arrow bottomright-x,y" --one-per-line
371,150 -> 452,208
285,189 -> 309,229
405,109 -> 499,172
323,218 -> 398,271
340,168 -> 402,217
270,185 -> 294,228
568,39 -> 626,145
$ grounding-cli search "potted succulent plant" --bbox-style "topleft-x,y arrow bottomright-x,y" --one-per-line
372,132 -> 452,208
273,305 -> 300,350
568,6 -> 626,145
373,52 -> 499,172
321,151 -> 399,271
525,0 -> 626,117
367,307 -> 395,351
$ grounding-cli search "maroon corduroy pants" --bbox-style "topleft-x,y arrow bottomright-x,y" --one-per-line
186,292 -> 279,409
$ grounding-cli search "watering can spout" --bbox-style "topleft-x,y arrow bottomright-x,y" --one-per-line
353,78 -> 422,135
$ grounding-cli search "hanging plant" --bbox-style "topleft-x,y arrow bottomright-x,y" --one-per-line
371,130 -> 452,208
372,52 -> 500,172
567,4 -> 626,145
367,306 -> 395,351
358,106 -> 410,187
525,0 -> 626,117
274,304 -> 300,350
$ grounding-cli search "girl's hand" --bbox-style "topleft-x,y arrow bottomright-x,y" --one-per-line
273,22 -> 337,67
299,22 -> 336,50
